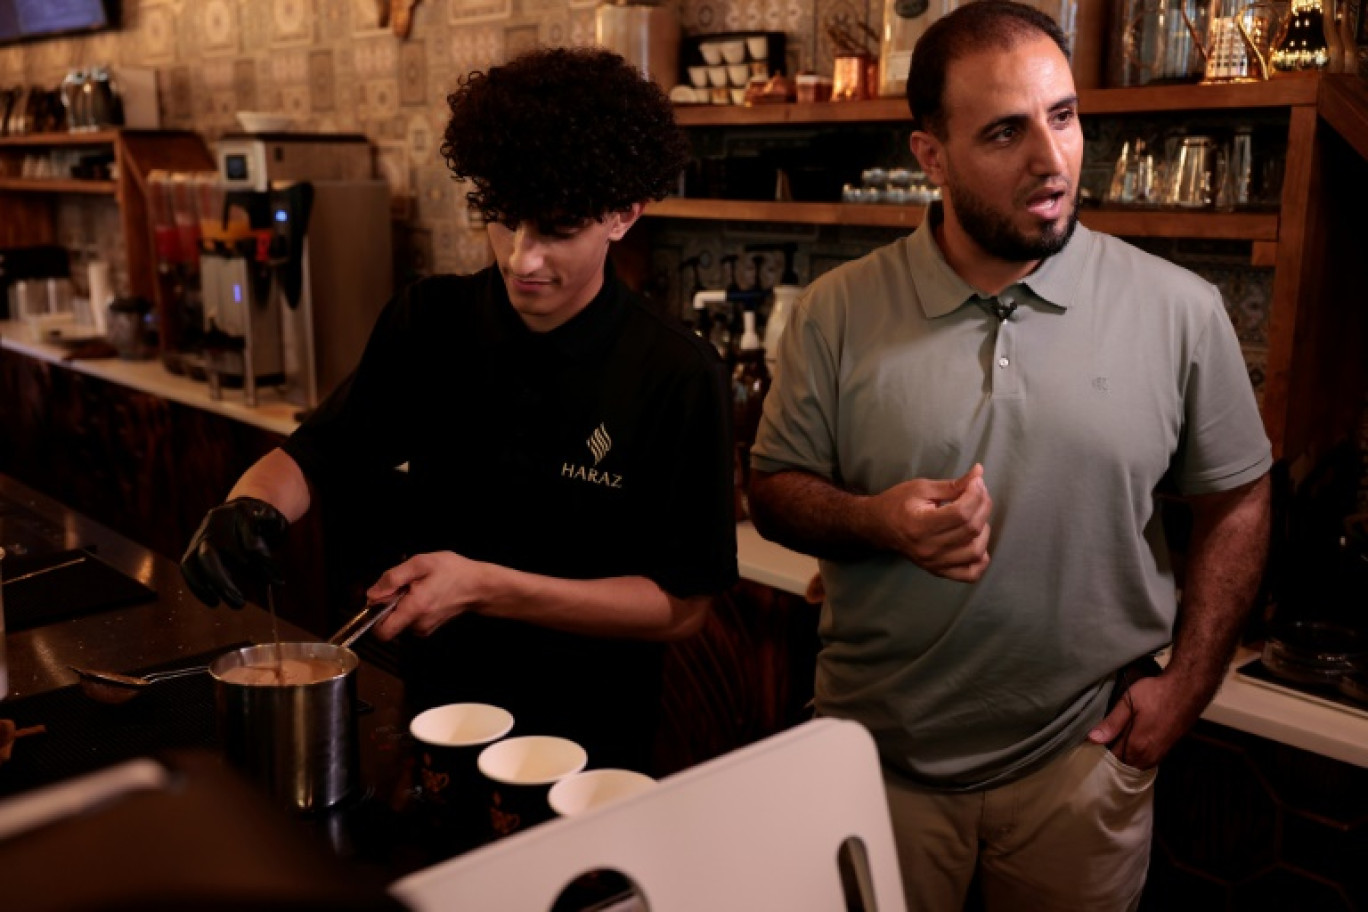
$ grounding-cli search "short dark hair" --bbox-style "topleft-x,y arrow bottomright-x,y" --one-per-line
906,1 -> 1071,137
441,47 -> 690,231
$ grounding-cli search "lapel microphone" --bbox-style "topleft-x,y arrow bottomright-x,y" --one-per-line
990,298 -> 1017,322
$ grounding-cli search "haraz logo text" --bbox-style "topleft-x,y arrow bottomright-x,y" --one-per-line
562,422 -> 623,488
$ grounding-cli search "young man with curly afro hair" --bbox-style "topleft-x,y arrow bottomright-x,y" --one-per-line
181,47 -> 738,774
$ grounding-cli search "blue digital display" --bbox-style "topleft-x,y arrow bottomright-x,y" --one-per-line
1,0 -> 114,45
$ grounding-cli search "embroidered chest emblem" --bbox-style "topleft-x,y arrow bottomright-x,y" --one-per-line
560,422 -> 624,489
588,422 -> 612,465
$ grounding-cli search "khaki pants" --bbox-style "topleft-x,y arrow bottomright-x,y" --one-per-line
883,742 -> 1155,912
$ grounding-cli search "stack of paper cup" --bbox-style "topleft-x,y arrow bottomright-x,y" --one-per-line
87,260 -> 111,334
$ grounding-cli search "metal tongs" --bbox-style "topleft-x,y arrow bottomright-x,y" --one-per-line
327,587 -> 407,649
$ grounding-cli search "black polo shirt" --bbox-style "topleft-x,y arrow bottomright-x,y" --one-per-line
283,262 -> 737,771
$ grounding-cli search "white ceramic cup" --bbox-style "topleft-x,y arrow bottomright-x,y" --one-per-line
688,65 -> 709,88
746,35 -> 769,60
727,63 -> 749,87
721,39 -> 747,64
707,65 -> 728,87
699,41 -> 723,65
548,768 -> 657,817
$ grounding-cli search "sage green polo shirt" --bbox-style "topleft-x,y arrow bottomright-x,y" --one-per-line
751,216 -> 1272,790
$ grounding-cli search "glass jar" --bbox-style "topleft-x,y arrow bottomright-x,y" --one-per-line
1109,0 -> 1213,86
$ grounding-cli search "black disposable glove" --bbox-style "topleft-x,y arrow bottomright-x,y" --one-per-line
180,497 -> 289,609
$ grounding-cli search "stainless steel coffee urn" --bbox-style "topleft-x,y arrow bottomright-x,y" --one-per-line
197,134 -> 392,411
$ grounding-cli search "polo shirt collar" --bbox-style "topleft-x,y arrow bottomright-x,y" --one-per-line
908,203 -> 1094,318
486,258 -> 627,359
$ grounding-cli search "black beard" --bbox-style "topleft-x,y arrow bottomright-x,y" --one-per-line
951,186 -> 1081,262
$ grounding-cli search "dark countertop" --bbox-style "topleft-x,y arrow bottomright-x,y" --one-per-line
0,473 -> 453,883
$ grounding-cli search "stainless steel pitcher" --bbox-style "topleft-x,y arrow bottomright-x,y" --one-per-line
210,642 -> 361,812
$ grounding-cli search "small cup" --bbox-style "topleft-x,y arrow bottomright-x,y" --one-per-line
710,86 -> 730,105
699,41 -> 723,65
548,768 -> 657,817
687,65 -> 708,88
727,63 -> 750,87
707,65 -> 728,87
795,73 -> 833,103
478,735 -> 587,838
720,39 -> 747,65
745,35 -> 769,60
410,703 -> 515,808
729,87 -> 747,105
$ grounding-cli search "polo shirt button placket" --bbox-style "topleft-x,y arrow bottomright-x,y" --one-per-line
991,296 -> 1022,399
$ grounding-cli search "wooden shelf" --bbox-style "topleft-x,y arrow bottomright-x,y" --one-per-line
648,197 -> 1279,239
672,78 -> 1322,128
1080,207 -> 1279,240
647,197 -> 923,227
1318,75 -> 1368,163
1079,76 -> 1319,114
674,98 -> 908,127
0,130 -> 120,147
0,177 -> 117,194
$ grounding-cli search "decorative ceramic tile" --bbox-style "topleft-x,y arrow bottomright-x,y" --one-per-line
87,31 -> 122,65
354,37 -> 399,79
41,34 -> 77,73
280,84 -> 311,120
310,50 -> 337,111
233,58 -> 259,111
687,0 -> 723,31
448,26 -> 503,74
399,41 -> 426,105
201,58 -> 235,92
450,0 -> 512,26
430,219 -> 462,273
200,0 -> 240,57
352,0 -> 391,35
568,8 -> 595,47
357,78 -> 400,120
542,15 -> 571,47
270,51 -> 310,85
504,24 -> 539,59
319,0 -> 351,41
166,66 -> 194,121
416,164 -> 457,223
209,90 -> 237,122
272,0 -> 315,45
408,112 -> 437,159
240,2 -> 272,55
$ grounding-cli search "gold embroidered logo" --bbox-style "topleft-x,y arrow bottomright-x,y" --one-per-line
588,422 -> 612,465
561,422 -> 624,488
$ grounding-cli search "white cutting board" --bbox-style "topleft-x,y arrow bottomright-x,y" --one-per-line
391,717 -> 907,912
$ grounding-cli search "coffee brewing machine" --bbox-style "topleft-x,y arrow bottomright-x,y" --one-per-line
180,133 -> 392,411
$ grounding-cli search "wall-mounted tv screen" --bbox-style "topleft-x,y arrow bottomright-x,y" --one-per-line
0,0 -> 118,47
